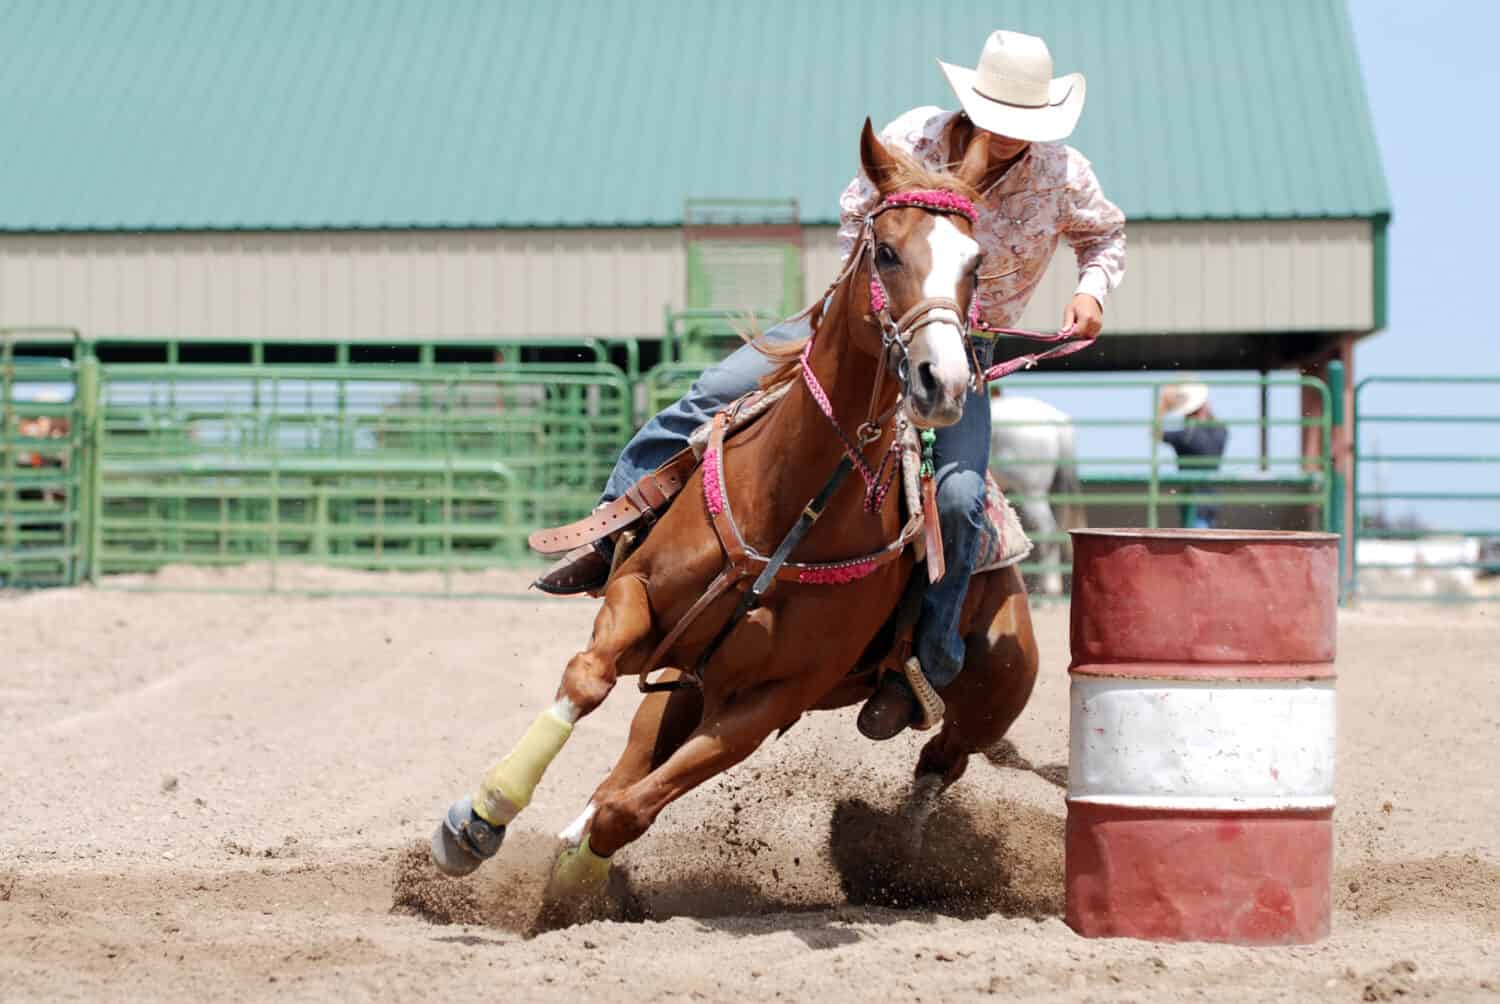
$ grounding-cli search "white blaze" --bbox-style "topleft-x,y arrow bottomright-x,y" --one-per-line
919,216 -> 979,386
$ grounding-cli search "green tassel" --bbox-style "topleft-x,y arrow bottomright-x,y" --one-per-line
919,428 -> 937,479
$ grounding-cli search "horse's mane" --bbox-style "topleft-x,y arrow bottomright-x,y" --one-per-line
749,148 -> 979,392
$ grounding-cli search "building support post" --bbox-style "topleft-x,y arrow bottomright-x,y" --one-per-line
1300,358 -> 1329,474
1337,334 -> 1357,591
1259,369 -> 1270,474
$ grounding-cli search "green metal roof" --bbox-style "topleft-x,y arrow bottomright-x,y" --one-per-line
0,0 -> 1390,232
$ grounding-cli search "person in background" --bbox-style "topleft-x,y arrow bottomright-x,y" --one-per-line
1157,380 -> 1228,529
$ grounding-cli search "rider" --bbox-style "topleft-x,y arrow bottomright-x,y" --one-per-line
535,29 -> 1126,740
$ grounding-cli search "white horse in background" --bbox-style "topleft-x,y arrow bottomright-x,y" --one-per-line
988,390 -> 1086,595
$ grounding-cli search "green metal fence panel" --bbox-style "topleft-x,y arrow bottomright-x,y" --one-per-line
1351,376 -> 1500,601
990,374 -> 1333,596
91,360 -> 633,593
1,330 -> 87,588
87,334 -> 646,430
661,308 -> 782,367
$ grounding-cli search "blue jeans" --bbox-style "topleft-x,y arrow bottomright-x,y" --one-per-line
603,318 -> 992,690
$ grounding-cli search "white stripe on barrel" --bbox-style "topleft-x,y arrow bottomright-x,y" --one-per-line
1065,528 -> 1339,946
1070,677 -> 1335,811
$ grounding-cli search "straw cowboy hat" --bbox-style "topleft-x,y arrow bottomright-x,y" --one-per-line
938,30 -> 1086,143
1158,380 -> 1211,420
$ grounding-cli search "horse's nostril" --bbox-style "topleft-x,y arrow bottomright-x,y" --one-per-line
917,361 -> 939,399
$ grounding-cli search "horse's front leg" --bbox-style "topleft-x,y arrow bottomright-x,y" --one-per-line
431,574 -> 656,876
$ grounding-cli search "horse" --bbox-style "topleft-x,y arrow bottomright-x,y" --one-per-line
430,121 -> 1040,904
987,389 -> 1085,595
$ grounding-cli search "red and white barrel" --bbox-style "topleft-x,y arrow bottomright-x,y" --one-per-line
1065,529 -> 1339,945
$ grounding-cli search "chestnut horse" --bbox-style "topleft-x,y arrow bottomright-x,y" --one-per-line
431,122 -> 1040,897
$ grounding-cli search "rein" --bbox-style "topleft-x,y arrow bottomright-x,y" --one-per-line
972,322 -> 1098,382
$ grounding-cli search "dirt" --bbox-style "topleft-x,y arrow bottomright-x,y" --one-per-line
1338,853 -> 1500,929
2,565 -> 1499,1001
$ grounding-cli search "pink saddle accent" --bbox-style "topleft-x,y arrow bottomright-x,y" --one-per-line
972,471 -> 1032,575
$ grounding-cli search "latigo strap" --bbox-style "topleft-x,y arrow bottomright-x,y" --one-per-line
526,447 -> 699,556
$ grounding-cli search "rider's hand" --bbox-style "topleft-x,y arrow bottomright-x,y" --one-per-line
1062,293 -> 1103,338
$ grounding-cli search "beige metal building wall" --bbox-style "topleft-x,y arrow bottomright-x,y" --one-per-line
803,219 -> 1376,334
0,220 -> 1373,341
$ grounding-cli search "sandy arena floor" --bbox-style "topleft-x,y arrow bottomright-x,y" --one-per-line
2,566 -> 1497,1001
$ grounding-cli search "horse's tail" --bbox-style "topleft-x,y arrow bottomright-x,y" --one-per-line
1050,422 -> 1087,574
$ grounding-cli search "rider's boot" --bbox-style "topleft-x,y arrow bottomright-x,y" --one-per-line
857,675 -> 918,740
533,543 -> 612,596
857,570 -> 942,742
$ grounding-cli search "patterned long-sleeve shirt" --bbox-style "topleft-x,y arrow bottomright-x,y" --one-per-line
838,106 -> 1127,329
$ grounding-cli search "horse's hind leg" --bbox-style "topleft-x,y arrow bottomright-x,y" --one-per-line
431,574 -> 656,876
902,565 -> 1038,852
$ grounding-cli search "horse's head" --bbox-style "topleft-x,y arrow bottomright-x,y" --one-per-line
857,120 -> 990,428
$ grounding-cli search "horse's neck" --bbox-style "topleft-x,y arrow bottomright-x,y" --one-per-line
739,307 -> 902,558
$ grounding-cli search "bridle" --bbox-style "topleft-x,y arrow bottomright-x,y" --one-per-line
797,190 -> 984,512
861,190 -> 990,397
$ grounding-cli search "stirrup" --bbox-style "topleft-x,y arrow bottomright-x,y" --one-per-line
901,656 -> 945,731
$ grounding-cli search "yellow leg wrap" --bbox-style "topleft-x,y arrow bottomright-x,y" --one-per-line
552,835 -> 611,893
473,706 -> 573,826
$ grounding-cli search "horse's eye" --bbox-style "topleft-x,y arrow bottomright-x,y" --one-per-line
875,244 -> 900,268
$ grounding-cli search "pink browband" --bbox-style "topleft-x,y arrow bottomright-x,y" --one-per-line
876,189 -> 979,224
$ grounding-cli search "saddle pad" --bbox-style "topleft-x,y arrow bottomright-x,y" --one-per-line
687,383 -> 791,459
973,472 -> 1033,574
688,389 -> 1032,575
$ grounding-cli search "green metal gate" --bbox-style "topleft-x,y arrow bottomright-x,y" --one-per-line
89,359 -> 633,592
1,329 -> 87,587
1351,376 -> 1500,600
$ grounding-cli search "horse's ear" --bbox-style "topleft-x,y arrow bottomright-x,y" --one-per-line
859,118 -> 900,196
956,130 -> 990,191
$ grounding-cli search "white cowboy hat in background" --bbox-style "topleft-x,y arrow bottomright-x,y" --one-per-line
938,30 -> 1086,143
1158,381 -> 1211,420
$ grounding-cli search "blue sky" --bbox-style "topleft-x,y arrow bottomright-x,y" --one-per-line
1344,0 -> 1497,531
1349,0 -> 1498,377
1021,0 -> 1496,533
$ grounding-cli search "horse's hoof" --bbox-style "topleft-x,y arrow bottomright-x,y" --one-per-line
551,835 -> 611,894
429,796 -> 505,877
